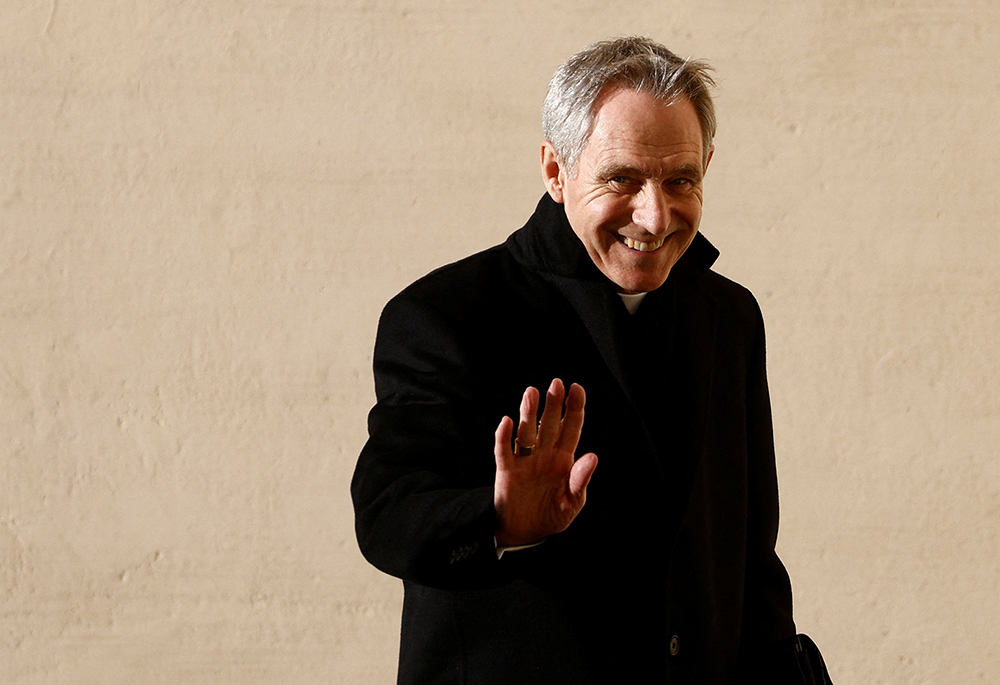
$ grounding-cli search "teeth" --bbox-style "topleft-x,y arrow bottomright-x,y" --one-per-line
622,236 -> 665,252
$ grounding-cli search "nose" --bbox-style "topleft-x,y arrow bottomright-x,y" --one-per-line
631,186 -> 670,236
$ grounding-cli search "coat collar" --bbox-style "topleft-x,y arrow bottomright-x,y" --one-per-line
504,193 -> 720,289
502,192 -> 721,423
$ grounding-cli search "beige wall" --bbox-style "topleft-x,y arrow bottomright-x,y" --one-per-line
2,1 -> 998,682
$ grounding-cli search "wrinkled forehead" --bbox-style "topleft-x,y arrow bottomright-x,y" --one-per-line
584,88 -> 705,162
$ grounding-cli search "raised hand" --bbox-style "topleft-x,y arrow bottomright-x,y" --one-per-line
493,379 -> 598,547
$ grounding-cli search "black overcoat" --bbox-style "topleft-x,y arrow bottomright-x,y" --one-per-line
352,195 -> 797,683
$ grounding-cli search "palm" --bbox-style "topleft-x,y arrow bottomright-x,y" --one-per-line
494,379 -> 598,547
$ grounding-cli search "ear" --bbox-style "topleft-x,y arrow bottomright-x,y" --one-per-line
540,141 -> 566,204
704,145 -> 715,173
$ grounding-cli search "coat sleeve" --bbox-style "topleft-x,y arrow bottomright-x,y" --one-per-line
738,296 -> 799,671
351,289 -> 515,590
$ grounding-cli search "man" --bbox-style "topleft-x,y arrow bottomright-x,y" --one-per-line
352,37 -> 831,683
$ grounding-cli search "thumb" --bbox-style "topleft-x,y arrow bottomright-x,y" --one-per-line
568,453 -> 598,502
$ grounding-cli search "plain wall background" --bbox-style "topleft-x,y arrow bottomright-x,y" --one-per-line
2,1 -> 998,682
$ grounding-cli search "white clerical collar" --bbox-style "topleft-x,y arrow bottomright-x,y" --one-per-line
617,291 -> 647,315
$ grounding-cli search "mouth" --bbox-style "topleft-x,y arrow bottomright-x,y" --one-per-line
620,236 -> 666,253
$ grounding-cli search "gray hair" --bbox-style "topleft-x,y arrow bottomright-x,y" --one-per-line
542,36 -> 717,173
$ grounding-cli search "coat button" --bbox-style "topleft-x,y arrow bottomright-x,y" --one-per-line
669,635 -> 680,656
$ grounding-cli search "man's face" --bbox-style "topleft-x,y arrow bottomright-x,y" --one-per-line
542,88 -> 711,294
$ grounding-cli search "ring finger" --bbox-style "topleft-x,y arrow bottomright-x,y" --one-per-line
515,386 -> 539,455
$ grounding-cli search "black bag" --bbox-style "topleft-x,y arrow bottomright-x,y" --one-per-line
791,634 -> 833,684
744,633 -> 834,684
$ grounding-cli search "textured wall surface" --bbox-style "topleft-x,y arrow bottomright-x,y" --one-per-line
2,1 -> 998,683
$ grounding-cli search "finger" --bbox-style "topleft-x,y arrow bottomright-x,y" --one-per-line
516,386 -> 539,453
555,383 -> 586,454
568,452 -> 598,503
537,378 -> 565,448
494,415 -> 514,470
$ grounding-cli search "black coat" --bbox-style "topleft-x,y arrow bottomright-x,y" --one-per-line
352,195 -> 797,683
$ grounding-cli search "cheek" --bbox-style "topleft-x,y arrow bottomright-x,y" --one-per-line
680,196 -> 704,225
574,203 -> 622,238
591,199 -> 634,231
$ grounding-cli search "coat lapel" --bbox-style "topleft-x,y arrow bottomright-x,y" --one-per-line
541,273 -> 640,409
658,280 -> 719,519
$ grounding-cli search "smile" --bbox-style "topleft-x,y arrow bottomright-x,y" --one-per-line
621,236 -> 665,253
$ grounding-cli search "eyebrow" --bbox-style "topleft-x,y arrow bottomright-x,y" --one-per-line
596,162 -> 704,182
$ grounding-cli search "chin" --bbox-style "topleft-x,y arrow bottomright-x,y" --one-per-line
614,272 -> 670,294
606,252 -> 679,293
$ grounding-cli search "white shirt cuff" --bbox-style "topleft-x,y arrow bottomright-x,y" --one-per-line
494,536 -> 545,559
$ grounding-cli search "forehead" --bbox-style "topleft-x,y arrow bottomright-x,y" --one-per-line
583,88 -> 704,167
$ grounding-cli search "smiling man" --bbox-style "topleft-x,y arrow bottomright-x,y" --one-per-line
353,37 -> 832,683
544,86 -> 709,295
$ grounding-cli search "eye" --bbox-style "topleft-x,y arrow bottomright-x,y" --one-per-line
666,177 -> 698,193
608,176 -> 641,190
